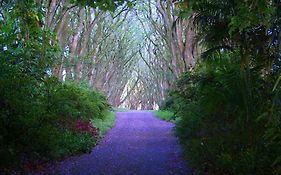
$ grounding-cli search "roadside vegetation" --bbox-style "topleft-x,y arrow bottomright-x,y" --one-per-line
0,71 -> 114,172
0,1 -> 120,173
161,1 -> 281,174
92,111 -> 116,136
153,110 -> 176,122
112,108 -> 130,112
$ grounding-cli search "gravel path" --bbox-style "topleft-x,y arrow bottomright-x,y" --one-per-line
40,111 -> 192,175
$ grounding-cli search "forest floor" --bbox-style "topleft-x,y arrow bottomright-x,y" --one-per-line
36,111 -> 191,175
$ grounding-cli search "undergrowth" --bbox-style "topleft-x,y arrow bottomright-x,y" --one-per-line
162,52 -> 281,175
153,110 -> 176,122
92,111 -> 116,137
0,69 -> 111,173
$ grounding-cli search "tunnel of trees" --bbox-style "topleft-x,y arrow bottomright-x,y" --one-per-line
0,0 -> 280,174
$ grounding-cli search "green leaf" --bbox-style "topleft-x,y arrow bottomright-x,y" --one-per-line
273,76 -> 281,92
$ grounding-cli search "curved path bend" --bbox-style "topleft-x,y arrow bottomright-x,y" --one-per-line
41,111 -> 191,175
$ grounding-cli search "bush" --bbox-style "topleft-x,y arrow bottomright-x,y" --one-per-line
0,64 -> 110,171
45,81 -> 109,120
55,130 -> 96,158
164,52 -> 281,174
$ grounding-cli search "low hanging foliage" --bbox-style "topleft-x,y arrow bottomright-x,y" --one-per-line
71,0 -> 134,11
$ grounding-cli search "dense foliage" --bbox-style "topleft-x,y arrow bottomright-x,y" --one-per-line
72,0 -> 134,11
162,0 -> 281,174
0,0 -> 112,172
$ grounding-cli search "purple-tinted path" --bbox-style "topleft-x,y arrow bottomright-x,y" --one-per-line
40,111 -> 191,175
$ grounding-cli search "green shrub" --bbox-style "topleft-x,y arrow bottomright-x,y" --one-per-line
165,52 -> 280,174
55,130 -> 96,158
46,82 -> 109,120
0,63 -> 110,170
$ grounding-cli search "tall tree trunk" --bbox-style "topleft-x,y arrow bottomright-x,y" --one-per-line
46,0 -> 57,28
66,7 -> 84,80
75,11 -> 101,82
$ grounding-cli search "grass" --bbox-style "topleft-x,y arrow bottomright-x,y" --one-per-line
111,108 -> 129,112
153,110 -> 175,122
91,111 -> 116,137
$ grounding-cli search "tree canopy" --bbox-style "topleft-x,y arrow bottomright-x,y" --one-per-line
0,0 -> 280,174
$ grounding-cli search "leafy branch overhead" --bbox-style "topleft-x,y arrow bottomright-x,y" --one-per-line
71,0 -> 135,11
